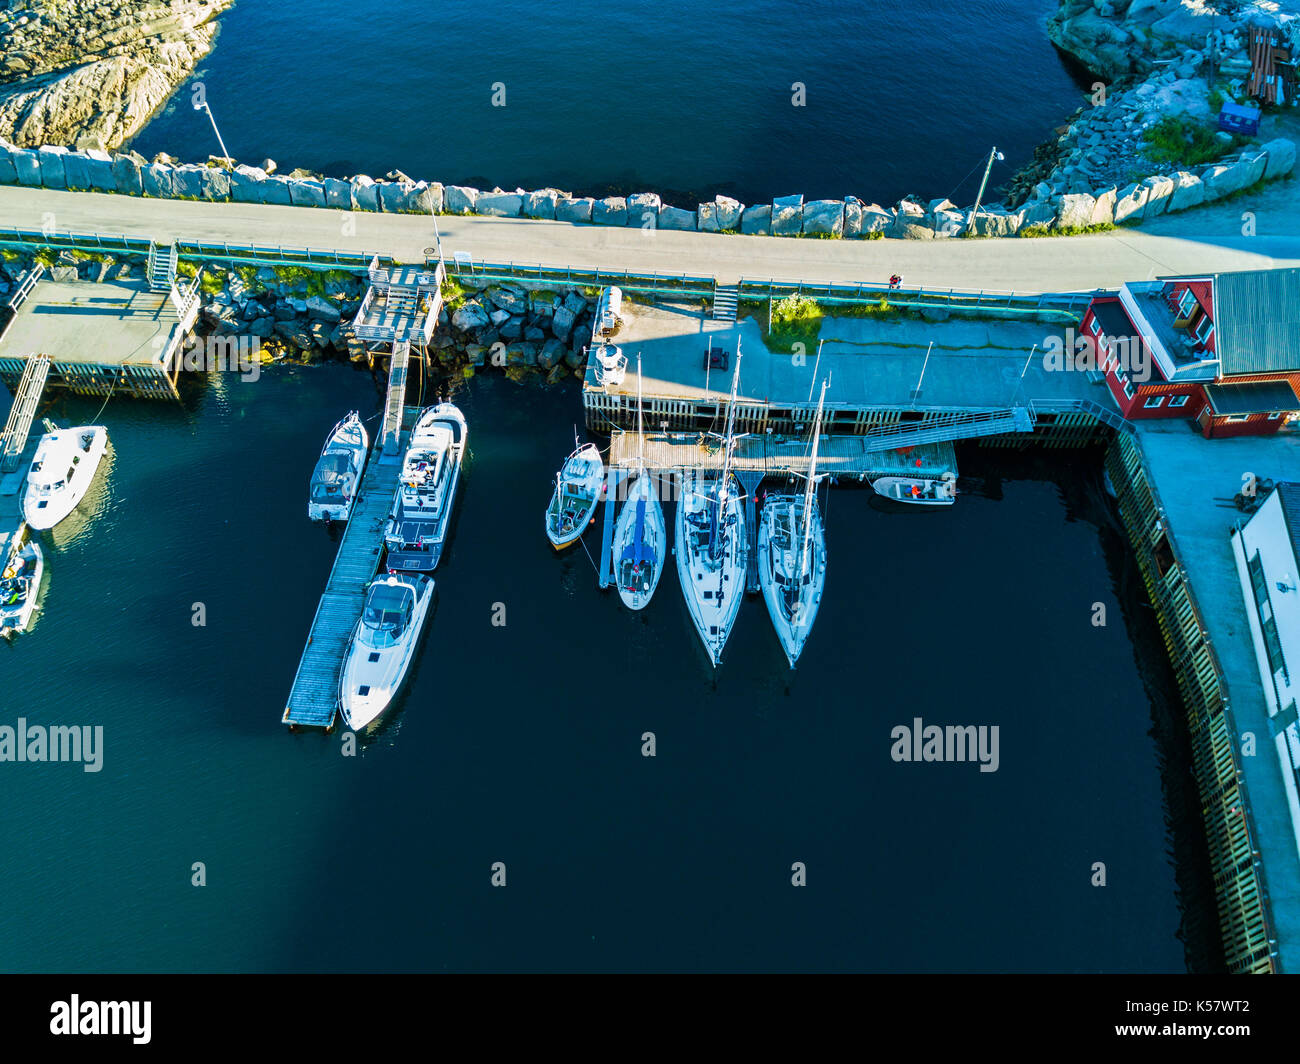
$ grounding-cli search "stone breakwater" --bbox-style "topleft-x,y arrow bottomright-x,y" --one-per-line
2,132 -> 1294,243
0,0 -> 236,151
0,250 -> 600,384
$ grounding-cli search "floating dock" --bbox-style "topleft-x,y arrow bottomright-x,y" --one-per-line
281,432 -> 407,729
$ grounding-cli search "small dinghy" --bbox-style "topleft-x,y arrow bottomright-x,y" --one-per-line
545,440 -> 604,550
0,523 -> 44,638
338,573 -> 435,729
872,476 -> 955,506
385,403 -> 467,572
308,411 -> 369,522
22,425 -> 108,531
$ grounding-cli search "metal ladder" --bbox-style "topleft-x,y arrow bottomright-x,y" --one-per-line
146,241 -> 178,292
712,284 -> 739,322
0,353 -> 52,474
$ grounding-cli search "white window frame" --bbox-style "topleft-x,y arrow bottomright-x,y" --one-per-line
1168,395 -> 1190,408
1123,378 -> 1135,400
1177,288 -> 1197,317
1268,411 -> 1283,420
1223,414 -> 1251,423
1194,316 -> 1214,345
1143,395 -> 1165,409
1088,315 -> 1102,337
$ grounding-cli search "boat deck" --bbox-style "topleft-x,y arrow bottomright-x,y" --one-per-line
282,418 -> 410,729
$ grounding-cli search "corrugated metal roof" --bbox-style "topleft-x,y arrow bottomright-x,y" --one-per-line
1274,483 -> 1300,559
1204,379 -> 1300,415
1213,267 -> 1300,375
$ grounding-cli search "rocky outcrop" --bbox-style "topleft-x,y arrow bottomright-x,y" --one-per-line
0,1 -> 237,150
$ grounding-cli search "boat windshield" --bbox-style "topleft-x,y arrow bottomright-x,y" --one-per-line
310,453 -> 355,501
361,583 -> 414,647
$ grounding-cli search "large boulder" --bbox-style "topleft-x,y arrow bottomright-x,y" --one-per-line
889,200 -> 932,239
323,177 -> 351,210
452,301 -> 491,331
12,148 -> 41,186
1113,182 -> 1149,224
658,205 -> 696,230
0,141 -> 16,185
842,198 -> 863,238
62,151 -> 91,190
538,337 -> 567,370
860,204 -> 893,235
1019,200 -> 1056,230
475,191 -> 524,216
524,188 -> 559,219
1056,192 -> 1096,229
714,195 -> 744,232
256,174 -> 294,205
350,175 -> 379,211
111,151 -> 144,195
82,148 -> 117,192
626,192 -> 660,228
1200,158 -> 1254,201
379,181 -> 425,212
1089,185 -> 1117,226
1261,138 -> 1296,181
740,204 -> 772,235
142,161 -> 174,198
415,182 -> 442,213
555,196 -> 594,223
771,201 -> 803,236
445,185 -> 479,213
931,207 -> 965,237
305,295 -> 341,322
1240,150 -> 1268,188
593,196 -> 628,225
170,163 -> 204,198
972,207 -> 1021,237
504,342 -> 539,367
1140,174 -> 1175,216
1167,171 -> 1204,212
38,145 -> 68,188
486,285 -> 528,314
696,200 -> 720,232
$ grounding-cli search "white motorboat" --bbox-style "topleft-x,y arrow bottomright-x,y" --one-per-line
758,381 -> 829,667
545,440 -> 604,549
612,356 -> 666,609
872,475 -> 956,505
338,573 -> 435,729
676,347 -> 747,666
0,524 -> 44,638
21,425 -> 108,531
308,411 -> 369,522
384,403 -> 467,572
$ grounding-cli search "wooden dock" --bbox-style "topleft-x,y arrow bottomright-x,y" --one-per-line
282,420 -> 408,729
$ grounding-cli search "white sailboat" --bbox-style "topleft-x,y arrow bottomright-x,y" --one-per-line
0,523 -> 44,638
21,425 -> 108,531
545,438 -> 604,549
758,380 -> 829,667
338,573 -> 435,729
611,355 -> 666,609
384,403 -> 467,572
308,411 -> 369,522
676,346 -> 747,666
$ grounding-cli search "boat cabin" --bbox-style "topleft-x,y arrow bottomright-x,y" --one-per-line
360,582 -> 414,648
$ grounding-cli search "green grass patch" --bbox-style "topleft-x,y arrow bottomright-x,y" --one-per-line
1142,114 -> 1245,169
762,293 -> 824,354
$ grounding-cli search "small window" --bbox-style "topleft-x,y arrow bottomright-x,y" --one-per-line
1195,318 -> 1214,345
1177,288 -> 1196,316
1143,395 -> 1164,409
1224,414 -> 1250,423
1123,378 -> 1135,399
1268,412 -> 1283,420
1168,395 -> 1189,408
1088,315 -> 1101,337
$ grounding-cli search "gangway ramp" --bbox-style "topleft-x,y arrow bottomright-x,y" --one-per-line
0,353 -> 51,475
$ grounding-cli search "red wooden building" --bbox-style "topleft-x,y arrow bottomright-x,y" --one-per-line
1080,267 -> 1300,439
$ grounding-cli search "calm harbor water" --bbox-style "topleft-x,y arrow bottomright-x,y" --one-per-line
128,0 -> 1092,207
0,365 -> 1212,971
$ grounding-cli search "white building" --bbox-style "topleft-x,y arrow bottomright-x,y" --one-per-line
1230,482 -> 1300,860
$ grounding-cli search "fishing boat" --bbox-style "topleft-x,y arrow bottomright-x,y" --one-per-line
872,475 -> 956,506
676,347 -> 747,665
545,439 -> 604,549
0,524 -> 44,638
338,573 -> 435,729
308,411 -> 369,522
21,425 -> 108,531
758,380 -> 829,667
384,403 -> 467,572
611,355 -> 666,609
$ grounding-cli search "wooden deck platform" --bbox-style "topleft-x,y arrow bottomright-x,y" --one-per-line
282,422 -> 408,729
608,432 -> 957,479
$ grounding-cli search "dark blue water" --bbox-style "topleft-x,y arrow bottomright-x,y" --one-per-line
128,0 -> 1090,206
0,366 -> 1201,971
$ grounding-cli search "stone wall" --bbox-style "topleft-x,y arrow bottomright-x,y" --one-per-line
0,134 -> 1293,242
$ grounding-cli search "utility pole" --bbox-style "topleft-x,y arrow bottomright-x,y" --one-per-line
965,146 -> 1005,234
194,98 -> 232,169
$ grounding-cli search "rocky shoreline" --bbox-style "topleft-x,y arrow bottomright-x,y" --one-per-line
0,0 -> 235,151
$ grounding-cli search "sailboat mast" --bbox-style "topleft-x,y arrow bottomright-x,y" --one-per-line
799,380 -> 827,577
636,353 -> 645,468
720,343 -> 743,497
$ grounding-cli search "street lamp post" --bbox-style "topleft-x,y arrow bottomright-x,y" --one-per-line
965,146 -> 1005,234
194,98 -> 232,168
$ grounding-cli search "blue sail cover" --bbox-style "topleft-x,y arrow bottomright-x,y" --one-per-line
620,499 -> 655,566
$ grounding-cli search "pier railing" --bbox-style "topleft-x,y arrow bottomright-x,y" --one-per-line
441,257 -> 718,299
6,263 -> 45,313
0,226 -> 390,272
